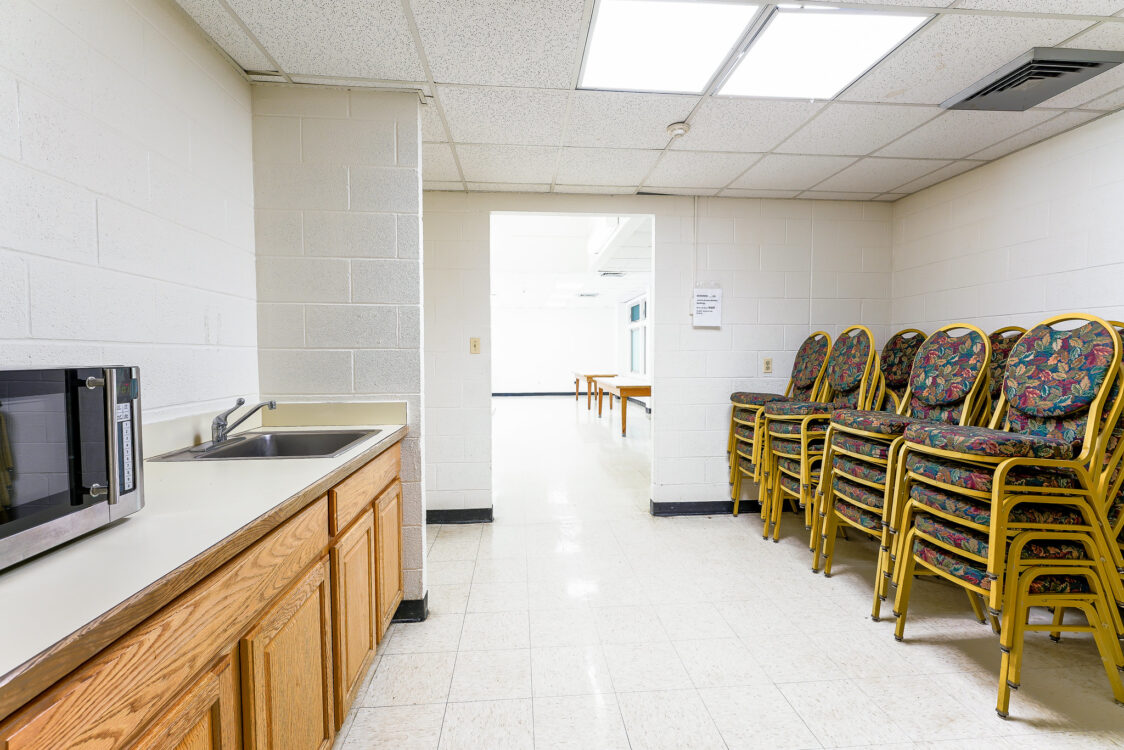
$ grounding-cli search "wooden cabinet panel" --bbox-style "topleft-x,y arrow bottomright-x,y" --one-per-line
132,655 -> 238,750
374,481 -> 403,641
329,444 -> 400,535
330,511 -> 376,726
241,558 -> 334,750
0,498 -> 328,750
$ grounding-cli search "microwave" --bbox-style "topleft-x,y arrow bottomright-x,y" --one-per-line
0,367 -> 144,571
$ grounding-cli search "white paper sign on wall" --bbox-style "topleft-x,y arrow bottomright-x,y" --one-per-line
692,287 -> 722,327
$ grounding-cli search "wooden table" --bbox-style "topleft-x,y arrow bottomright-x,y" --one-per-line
596,377 -> 652,436
574,371 -> 617,409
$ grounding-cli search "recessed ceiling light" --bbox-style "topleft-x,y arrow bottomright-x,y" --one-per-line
581,0 -> 761,94
719,9 -> 929,100
667,121 -> 690,138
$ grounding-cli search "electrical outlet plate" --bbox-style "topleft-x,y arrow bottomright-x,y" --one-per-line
469,337 -> 481,354
762,357 -> 773,374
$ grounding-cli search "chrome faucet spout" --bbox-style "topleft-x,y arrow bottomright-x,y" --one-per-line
211,399 -> 276,443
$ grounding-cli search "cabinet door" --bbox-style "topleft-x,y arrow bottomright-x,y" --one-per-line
330,510 -> 376,726
241,559 -> 334,750
132,655 -> 238,750
374,481 -> 403,641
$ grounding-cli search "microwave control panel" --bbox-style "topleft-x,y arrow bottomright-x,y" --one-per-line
115,401 -> 134,493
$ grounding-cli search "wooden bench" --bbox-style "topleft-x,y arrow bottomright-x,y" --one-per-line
596,377 -> 652,436
573,371 -> 617,409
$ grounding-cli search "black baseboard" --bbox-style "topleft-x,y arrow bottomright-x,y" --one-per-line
650,499 -> 735,516
392,592 -> 429,623
493,392 -> 583,397
426,507 -> 494,524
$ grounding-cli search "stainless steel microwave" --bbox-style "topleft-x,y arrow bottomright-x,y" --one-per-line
0,367 -> 144,571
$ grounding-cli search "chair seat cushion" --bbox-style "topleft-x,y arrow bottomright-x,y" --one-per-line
734,425 -> 754,442
904,423 -> 1076,460
904,452 -> 1079,494
732,392 -> 787,406
778,456 -> 802,476
772,437 -> 824,457
914,514 -> 1086,560
766,400 -> 835,417
778,473 -> 801,496
835,455 -> 887,486
836,498 -> 882,531
832,434 -> 891,461
737,456 -> 754,473
912,540 -> 1089,593
733,407 -> 757,423
832,409 -> 914,435
770,421 -> 807,436
909,484 -> 1085,528
833,475 -> 885,510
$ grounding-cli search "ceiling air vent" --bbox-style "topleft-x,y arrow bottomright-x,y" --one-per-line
942,48 -> 1124,112
599,271 -> 625,277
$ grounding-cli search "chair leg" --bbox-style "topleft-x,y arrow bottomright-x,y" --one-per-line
1049,604 -> 1065,642
892,547 -> 917,642
821,511 -> 840,578
966,590 -> 987,624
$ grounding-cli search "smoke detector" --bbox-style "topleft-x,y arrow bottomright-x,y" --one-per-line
942,47 -> 1124,112
667,121 -> 690,138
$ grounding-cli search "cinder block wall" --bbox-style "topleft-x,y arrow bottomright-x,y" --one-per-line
252,86 -> 426,601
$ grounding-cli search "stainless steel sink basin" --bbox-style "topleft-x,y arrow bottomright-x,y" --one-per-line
153,429 -> 379,462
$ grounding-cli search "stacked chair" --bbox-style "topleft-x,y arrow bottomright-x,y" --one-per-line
980,326 -> 1027,426
872,328 -> 927,412
816,325 -> 991,627
727,331 -> 831,516
760,326 -> 878,542
889,314 -> 1124,717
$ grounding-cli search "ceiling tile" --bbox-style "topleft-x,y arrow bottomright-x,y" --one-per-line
1083,85 -> 1124,111
644,151 -> 760,189
565,91 -> 699,149
425,181 -> 465,191
890,160 -> 984,193
288,76 -> 429,92
410,0 -> 584,87
1039,66 -> 1124,110
874,194 -> 907,201
640,187 -> 719,196
249,74 -> 287,83
467,182 -> 551,192
959,0 -> 1124,13
438,86 -> 569,145
554,185 -> 635,194
225,0 -> 424,80
969,110 -> 1102,160
776,103 -> 940,156
176,0 -> 272,70
730,154 -> 856,191
421,100 -> 446,142
876,109 -> 1055,159
719,188 -> 801,199
799,191 -> 881,201
670,99 -> 823,153
1064,19 -> 1124,50
456,144 -> 559,183
814,158 -> 951,193
555,148 -> 660,186
841,14 -> 1093,106
423,143 -> 460,181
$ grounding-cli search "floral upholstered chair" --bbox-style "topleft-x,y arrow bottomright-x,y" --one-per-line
873,328 -> 927,413
816,325 -> 989,622
979,326 -> 1026,427
728,331 -> 831,516
889,314 -> 1124,717
759,326 -> 877,542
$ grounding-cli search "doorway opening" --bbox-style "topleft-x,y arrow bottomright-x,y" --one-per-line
489,212 -> 654,521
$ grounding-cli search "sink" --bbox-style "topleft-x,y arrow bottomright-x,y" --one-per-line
153,429 -> 379,462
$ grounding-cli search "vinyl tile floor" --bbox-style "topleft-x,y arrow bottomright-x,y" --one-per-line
335,396 -> 1124,749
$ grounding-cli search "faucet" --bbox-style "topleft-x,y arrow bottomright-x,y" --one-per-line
211,398 -> 277,444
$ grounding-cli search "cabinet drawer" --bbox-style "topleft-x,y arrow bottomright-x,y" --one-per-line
0,498 -> 328,750
329,444 -> 400,535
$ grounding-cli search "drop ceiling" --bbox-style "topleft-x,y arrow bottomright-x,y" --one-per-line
175,0 -> 1124,200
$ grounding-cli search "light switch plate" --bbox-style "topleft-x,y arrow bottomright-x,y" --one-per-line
762,357 -> 773,374
469,337 -> 481,354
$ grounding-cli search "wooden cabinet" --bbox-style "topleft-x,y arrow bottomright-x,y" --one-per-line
132,655 -> 238,750
241,558 -> 334,750
375,481 -> 403,640
330,510 -> 377,726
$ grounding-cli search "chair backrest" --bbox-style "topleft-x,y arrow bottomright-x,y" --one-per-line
1095,322 -> 1124,537
904,324 -> 990,425
787,331 -> 832,401
876,328 -> 927,411
819,326 -> 877,409
983,326 -> 1026,425
998,314 -> 1122,468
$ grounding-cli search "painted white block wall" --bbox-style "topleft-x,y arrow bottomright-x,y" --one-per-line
491,306 -> 617,393
424,192 -> 893,511
252,86 -> 426,599
892,108 -> 1124,331
0,0 -> 258,423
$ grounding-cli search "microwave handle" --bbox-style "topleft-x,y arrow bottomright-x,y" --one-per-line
102,368 -> 121,506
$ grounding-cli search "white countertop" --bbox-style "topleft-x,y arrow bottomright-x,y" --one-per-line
0,424 -> 404,683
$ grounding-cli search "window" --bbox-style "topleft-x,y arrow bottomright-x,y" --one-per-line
628,297 -> 647,375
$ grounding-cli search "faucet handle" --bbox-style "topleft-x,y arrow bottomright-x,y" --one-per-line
214,397 -> 246,424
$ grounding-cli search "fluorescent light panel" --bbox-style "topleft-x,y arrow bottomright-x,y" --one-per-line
720,9 -> 929,99
581,0 -> 760,94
